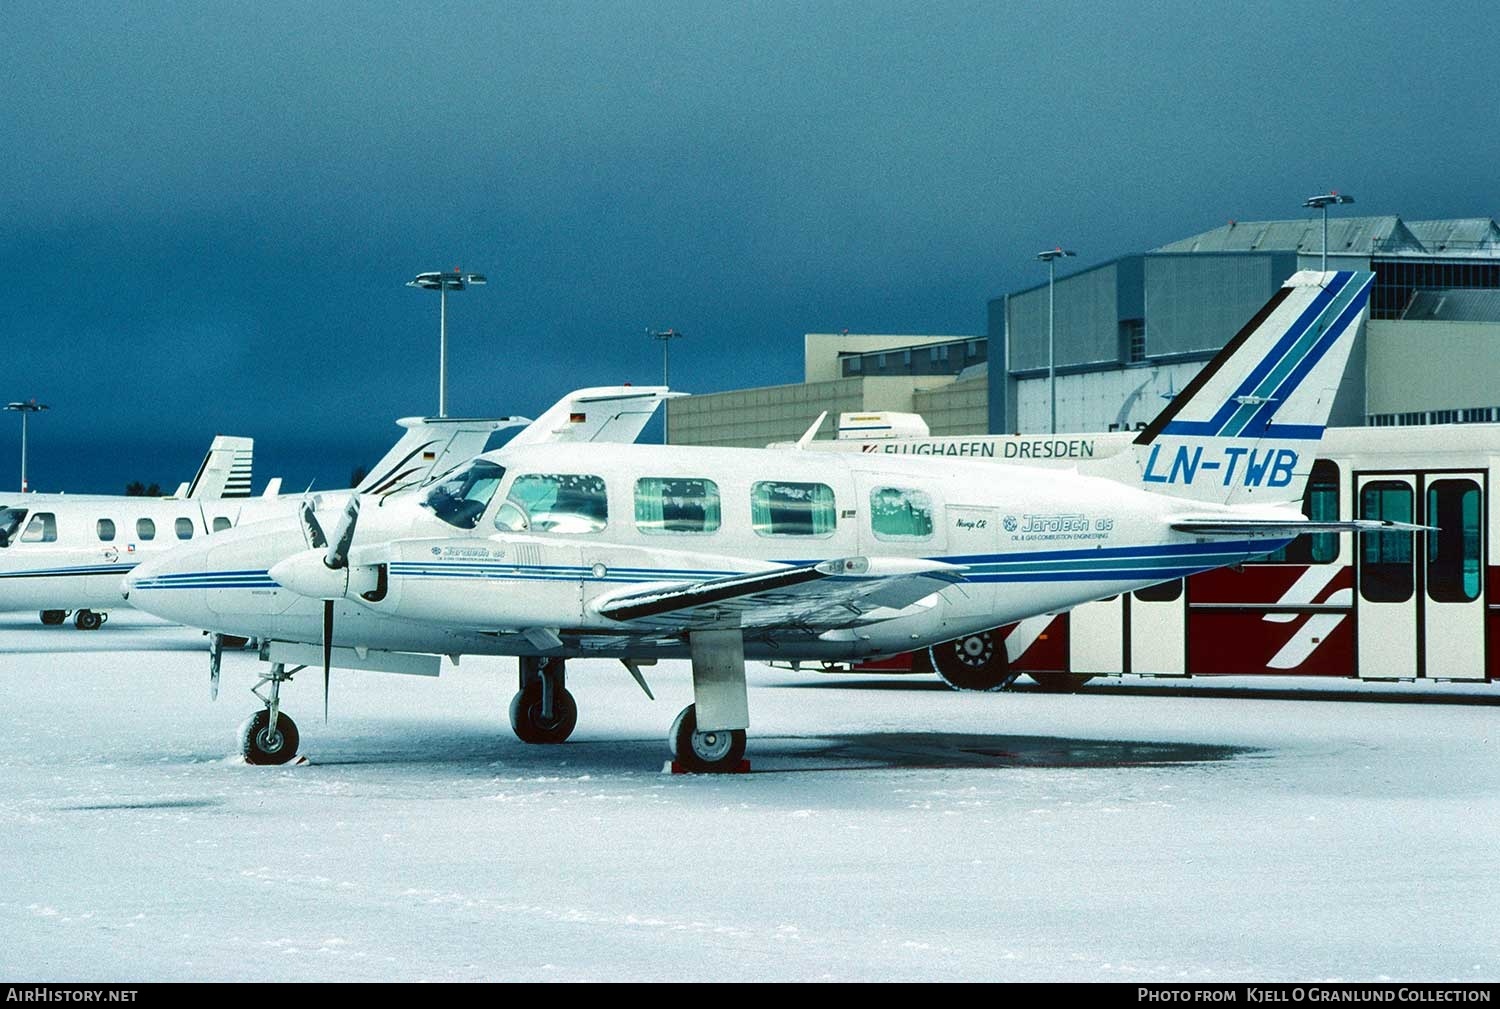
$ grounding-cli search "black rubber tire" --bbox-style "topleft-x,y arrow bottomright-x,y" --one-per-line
669,704 -> 747,773
509,685 -> 578,744
240,709 -> 300,765
929,630 -> 1013,691
39,610 -> 67,626
1028,671 -> 1095,693
74,609 -> 103,631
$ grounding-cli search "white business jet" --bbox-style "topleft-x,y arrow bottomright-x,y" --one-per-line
5,388 -> 673,632
126,272 -> 1414,771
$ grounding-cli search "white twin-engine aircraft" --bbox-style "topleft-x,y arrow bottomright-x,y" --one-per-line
127,271 -> 1417,772
0,388 -> 674,632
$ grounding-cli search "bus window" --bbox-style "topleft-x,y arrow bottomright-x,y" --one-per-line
175,517 -> 194,540
870,487 -> 934,540
497,474 -> 607,534
21,513 -> 57,543
751,481 -> 836,537
212,516 -> 232,533
97,519 -> 116,542
137,518 -> 156,541
0,508 -> 28,547
635,478 -> 720,534
1262,460 -> 1339,564
1427,479 -> 1482,603
1134,578 -> 1182,602
1359,482 -> 1414,603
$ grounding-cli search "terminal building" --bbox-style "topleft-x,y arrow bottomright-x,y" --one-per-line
666,215 -> 1500,445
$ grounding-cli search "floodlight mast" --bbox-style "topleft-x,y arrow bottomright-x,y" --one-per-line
407,269 -> 487,417
4,400 -> 48,493
648,328 -> 684,443
1035,248 -> 1076,435
1303,192 -> 1355,271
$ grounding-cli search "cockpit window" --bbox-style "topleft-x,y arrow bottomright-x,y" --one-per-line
0,508 -> 27,547
496,474 -> 608,534
422,459 -> 507,529
21,512 -> 57,543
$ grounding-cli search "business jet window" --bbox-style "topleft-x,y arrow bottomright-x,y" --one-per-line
0,508 -> 28,547
635,477 -> 720,534
97,519 -> 117,542
870,487 -> 933,540
21,512 -> 57,543
751,481 -> 836,537
422,459 -> 507,530
497,474 -> 608,534
137,518 -> 156,541
175,517 -> 194,540
212,516 -> 232,533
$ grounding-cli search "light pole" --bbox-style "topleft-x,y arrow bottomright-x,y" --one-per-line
648,328 -> 684,443
5,400 -> 48,493
407,268 -> 487,417
1303,192 -> 1355,271
1035,248 -> 1075,435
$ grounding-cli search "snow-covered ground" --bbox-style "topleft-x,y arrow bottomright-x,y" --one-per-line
1,612 -> 1497,982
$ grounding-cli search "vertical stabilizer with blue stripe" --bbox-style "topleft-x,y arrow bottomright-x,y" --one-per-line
1113,270 -> 1373,506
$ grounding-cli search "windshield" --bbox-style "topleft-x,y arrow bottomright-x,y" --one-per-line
421,459 -> 506,529
0,508 -> 27,547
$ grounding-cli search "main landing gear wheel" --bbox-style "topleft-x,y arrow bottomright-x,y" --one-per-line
929,630 -> 1014,691
39,610 -> 67,626
670,704 -> 747,774
509,684 -> 578,744
240,708 -> 300,766
73,609 -> 104,631
1028,671 -> 1094,693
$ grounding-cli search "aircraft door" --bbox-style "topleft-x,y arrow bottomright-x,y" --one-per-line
1422,473 -> 1485,680
854,476 -> 948,557
1356,474 -> 1417,679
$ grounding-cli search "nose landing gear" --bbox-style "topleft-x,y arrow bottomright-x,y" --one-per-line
509,656 -> 578,744
242,662 -> 302,765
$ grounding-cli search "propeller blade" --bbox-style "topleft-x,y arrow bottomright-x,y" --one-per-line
301,499 -> 328,549
324,495 -> 361,570
322,599 -> 333,723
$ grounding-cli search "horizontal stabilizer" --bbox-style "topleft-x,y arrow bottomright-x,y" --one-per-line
1170,516 -> 1433,537
507,386 -> 683,449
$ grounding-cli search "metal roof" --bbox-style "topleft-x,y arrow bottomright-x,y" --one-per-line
1403,219 -> 1500,257
1402,288 -> 1500,322
1154,216 -> 1421,256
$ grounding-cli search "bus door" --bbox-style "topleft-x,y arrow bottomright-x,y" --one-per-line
1070,595 -> 1124,674
1356,474 -> 1417,679
1130,579 -> 1186,675
1421,473 -> 1486,680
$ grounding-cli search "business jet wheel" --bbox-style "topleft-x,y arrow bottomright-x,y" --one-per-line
670,704 -> 746,773
509,684 -> 578,744
929,631 -> 1013,691
73,609 -> 104,631
1028,672 -> 1094,693
240,709 -> 300,766
39,610 -> 68,626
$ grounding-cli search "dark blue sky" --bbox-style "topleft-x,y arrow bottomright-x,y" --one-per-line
3,1 -> 1496,493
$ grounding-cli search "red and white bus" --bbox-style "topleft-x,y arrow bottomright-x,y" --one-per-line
806,423 -> 1495,690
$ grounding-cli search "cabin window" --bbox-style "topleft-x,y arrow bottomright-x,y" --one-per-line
21,512 -> 56,543
0,508 -> 28,547
870,487 -> 933,540
422,459 -> 507,530
97,519 -> 116,542
1134,578 -> 1183,602
496,474 -> 608,534
1259,460 -> 1340,564
1427,479 -> 1482,603
635,478 -> 720,534
212,516 -> 232,533
751,481 -> 836,537
137,518 -> 156,541
1359,481 -> 1414,603
175,517 -> 194,540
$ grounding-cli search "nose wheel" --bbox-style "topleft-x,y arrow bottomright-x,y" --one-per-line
242,661 -> 302,765
509,656 -> 578,744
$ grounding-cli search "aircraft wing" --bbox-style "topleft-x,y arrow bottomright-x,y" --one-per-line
1169,516 -> 1432,537
593,556 -> 965,632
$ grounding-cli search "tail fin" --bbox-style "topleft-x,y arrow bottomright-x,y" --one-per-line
357,416 -> 529,496
1107,269 -> 1373,506
185,435 -> 255,499
506,386 -> 682,448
